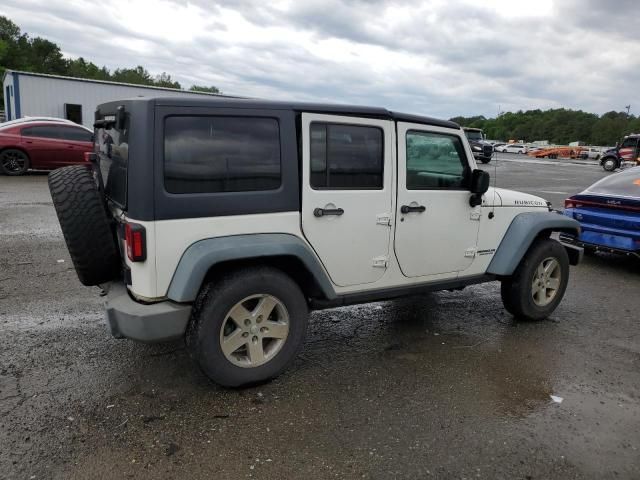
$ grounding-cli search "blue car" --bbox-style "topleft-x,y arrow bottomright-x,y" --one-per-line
562,167 -> 640,256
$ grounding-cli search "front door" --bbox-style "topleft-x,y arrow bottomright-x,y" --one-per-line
394,123 -> 481,278
619,137 -> 639,164
301,113 -> 394,287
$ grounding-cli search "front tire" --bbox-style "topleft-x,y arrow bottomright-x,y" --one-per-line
500,238 -> 570,321
0,149 -> 30,175
186,267 -> 309,387
602,157 -> 618,172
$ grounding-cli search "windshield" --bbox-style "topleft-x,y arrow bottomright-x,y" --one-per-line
95,116 -> 129,208
464,130 -> 483,141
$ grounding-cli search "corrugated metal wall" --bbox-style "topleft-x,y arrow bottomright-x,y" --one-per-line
13,73 -> 219,128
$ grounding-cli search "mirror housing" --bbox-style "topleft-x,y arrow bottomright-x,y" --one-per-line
469,169 -> 490,207
470,169 -> 490,194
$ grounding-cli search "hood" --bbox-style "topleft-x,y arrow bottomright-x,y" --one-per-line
491,188 -> 548,208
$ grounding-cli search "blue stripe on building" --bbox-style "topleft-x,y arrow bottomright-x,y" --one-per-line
5,85 -> 12,120
13,73 -> 21,118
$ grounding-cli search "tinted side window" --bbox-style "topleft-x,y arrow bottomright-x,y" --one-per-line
310,123 -> 383,189
164,116 -> 281,194
60,127 -> 92,142
621,138 -> 637,148
406,131 -> 469,189
21,126 -> 62,139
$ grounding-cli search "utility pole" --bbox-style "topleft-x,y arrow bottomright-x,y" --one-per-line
625,105 -> 631,116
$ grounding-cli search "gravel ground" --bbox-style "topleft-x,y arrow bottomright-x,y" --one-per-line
1,158 -> 639,480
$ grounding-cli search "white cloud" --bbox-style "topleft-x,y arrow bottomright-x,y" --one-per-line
1,0 -> 638,118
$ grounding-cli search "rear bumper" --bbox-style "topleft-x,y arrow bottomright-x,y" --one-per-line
104,282 -> 191,343
559,233 -> 640,257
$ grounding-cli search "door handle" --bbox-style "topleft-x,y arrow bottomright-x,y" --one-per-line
314,207 -> 344,217
400,204 -> 426,214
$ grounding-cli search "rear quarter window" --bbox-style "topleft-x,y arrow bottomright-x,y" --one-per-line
164,116 -> 281,194
96,118 -> 129,208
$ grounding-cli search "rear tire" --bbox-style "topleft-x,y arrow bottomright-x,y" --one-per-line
186,267 -> 309,387
48,165 -> 120,286
480,158 -> 491,164
0,149 -> 30,175
500,238 -> 570,321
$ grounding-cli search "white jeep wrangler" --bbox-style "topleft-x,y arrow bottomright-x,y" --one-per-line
49,97 -> 582,387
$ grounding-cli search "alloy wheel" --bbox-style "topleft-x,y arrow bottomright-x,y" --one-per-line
219,294 -> 290,368
531,257 -> 561,307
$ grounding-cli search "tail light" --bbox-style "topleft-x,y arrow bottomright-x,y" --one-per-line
125,222 -> 146,262
564,199 -> 575,209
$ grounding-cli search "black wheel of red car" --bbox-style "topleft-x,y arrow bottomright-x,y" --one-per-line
48,165 -> 120,286
500,238 -> 570,321
0,149 -> 30,176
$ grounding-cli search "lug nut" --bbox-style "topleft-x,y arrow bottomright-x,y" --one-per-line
260,327 -> 267,333
252,336 -> 258,343
244,319 -> 251,326
257,315 -> 263,323
242,332 -> 249,338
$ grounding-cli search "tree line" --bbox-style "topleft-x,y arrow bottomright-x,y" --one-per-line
0,16 -> 220,106
450,108 -> 640,147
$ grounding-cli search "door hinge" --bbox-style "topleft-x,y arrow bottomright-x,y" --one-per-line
470,210 -> 482,221
372,256 -> 389,268
464,248 -> 477,258
376,213 -> 392,226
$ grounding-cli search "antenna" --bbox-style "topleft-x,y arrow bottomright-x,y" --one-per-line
490,142 -> 498,219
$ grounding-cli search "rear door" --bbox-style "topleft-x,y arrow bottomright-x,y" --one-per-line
58,126 -> 93,164
394,123 -> 480,278
301,113 -> 394,287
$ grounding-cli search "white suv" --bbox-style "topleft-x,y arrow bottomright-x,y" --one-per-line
48,97 -> 582,387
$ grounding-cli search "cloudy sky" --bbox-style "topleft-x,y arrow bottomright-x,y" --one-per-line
2,0 -> 638,119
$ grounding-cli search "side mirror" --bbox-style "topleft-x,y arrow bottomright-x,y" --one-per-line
470,169 -> 490,194
469,169 -> 490,207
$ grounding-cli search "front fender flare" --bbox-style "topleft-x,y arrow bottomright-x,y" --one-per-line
166,234 -> 337,303
487,211 -> 580,276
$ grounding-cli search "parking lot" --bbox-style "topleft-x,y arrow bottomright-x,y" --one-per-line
1,154 -> 639,479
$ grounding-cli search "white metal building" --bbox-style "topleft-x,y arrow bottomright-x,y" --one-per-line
3,70 -> 225,128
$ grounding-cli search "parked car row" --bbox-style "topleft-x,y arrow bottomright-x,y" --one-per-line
0,118 -> 93,175
495,144 -> 528,154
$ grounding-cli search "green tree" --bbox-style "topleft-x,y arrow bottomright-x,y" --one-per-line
154,72 -> 181,89
189,84 -> 221,94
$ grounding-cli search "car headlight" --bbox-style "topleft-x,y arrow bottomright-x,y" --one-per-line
472,145 -> 482,151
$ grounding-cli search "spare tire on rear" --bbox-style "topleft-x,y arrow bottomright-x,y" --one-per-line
48,165 -> 120,286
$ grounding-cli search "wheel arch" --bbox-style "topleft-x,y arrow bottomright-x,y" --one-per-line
487,211 -> 580,276
166,234 -> 337,303
0,146 -> 31,163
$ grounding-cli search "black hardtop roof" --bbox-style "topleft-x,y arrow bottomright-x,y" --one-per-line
105,96 -> 460,130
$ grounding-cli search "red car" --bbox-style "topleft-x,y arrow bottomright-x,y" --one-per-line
0,120 -> 93,175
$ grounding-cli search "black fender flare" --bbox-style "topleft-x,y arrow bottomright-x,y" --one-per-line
166,234 -> 337,302
487,212 -> 580,276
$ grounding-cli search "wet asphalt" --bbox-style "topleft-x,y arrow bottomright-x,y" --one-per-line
1,155 -> 639,479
